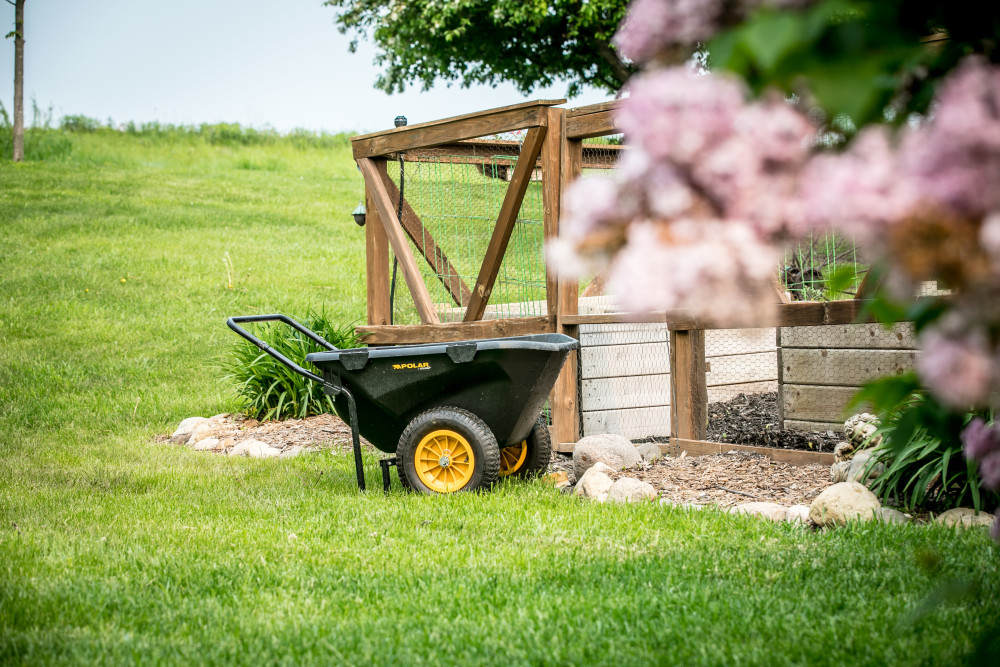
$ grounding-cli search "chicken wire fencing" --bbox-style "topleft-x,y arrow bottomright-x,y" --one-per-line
383,131 -> 547,325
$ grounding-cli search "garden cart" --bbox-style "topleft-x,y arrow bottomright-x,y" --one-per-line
227,315 -> 577,494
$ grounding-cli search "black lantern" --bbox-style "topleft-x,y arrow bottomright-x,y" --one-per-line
394,115 -> 407,128
351,201 -> 366,227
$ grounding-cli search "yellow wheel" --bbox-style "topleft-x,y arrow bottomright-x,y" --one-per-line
499,440 -> 529,477
501,418 -> 552,480
397,407 -> 500,494
414,429 -> 477,493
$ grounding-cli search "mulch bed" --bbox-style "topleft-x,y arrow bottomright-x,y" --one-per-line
706,392 -> 842,453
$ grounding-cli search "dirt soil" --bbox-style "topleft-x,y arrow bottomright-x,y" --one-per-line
706,392 -> 842,453
173,413 -> 833,506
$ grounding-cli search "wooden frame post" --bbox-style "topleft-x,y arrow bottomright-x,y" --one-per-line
365,184 -> 391,327
669,330 -> 708,441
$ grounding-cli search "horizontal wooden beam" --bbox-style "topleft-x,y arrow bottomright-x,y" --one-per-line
560,301 -> 884,330
352,100 -> 563,159
671,438 -> 835,466
357,316 -> 554,345
565,110 -> 618,140
566,100 -> 622,117
398,140 -> 625,170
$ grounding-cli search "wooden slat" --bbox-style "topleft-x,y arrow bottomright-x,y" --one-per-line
582,406 -> 671,440
781,348 -> 917,386
356,316 -> 553,345
562,301 -> 879,329
398,139 -> 624,170
780,322 -> 916,349
542,107 -> 563,320
357,157 -> 439,324
566,110 -> 619,140
670,330 -> 708,441
581,342 -> 670,379
352,100 -> 563,159
566,100 -> 622,117
365,185 -> 391,326
671,438 -> 835,466
375,162 -> 472,308
464,126 -> 548,321
580,322 -> 669,347
582,375 -> 671,412
782,384 -> 871,423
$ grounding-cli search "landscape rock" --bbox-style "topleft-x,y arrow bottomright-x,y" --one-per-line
785,505 -> 812,524
847,450 -> 885,485
607,477 -> 657,503
877,507 -> 911,524
573,462 -> 615,499
542,471 -> 571,489
280,445 -> 306,459
659,499 -> 708,510
635,442 -> 662,463
229,439 -> 281,458
170,416 -> 209,444
572,434 -> 642,479
186,422 -> 216,445
935,507 -> 997,529
830,461 -> 851,483
209,413 -> 229,422
809,482 -> 881,527
729,502 -> 788,522
833,441 -> 855,462
192,438 -> 219,452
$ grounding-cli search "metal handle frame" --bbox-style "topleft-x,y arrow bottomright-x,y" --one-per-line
226,314 -> 368,491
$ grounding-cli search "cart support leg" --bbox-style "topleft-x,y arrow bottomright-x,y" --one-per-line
342,388 -> 366,492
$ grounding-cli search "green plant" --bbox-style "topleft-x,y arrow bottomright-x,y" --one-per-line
856,373 -> 999,512
224,311 -> 363,421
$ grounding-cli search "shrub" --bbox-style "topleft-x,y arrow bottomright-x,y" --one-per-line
858,373 -> 999,512
224,311 -> 363,421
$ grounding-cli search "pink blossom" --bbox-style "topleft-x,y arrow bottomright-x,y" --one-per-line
562,176 -> 625,237
980,212 -> 1000,265
962,417 -> 1000,461
917,327 -> 995,408
737,100 -> 816,166
799,126 -> 917,240
978,451 -> 1000,490
613,0 -> 722,63
606,219 -> 779,326
618,68 -> 745,166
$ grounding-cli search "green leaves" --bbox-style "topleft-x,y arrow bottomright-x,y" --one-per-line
223,311 -> 362,421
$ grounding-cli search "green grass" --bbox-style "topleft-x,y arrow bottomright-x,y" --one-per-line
2,128 -> 1000,665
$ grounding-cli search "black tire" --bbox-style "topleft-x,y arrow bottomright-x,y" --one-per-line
499,417 -> 551,480
396,407 -> 500,494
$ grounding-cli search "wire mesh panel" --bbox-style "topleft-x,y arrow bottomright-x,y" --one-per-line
780,232 -> 864,301
383,132 -> 547,325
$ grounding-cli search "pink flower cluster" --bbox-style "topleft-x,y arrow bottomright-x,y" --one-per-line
613,0 -> 722,64
961,418 -> 1000,539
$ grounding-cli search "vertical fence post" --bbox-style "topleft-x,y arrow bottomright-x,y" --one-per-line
669,329 -> 708,442
365,171 -> 391,327
542,107 -> 579,450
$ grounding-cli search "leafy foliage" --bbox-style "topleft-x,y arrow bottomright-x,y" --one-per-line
224,312 -> 363,421
709,1 -> 1000,129
853,373 -> 999,512
324,0 -> 633,95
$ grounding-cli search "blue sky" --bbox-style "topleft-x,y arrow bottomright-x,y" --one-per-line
0,0 -> 611,134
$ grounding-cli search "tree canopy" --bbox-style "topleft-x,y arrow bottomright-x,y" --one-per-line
324,0 -> 633,96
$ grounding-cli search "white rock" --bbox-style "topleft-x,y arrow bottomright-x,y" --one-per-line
809,482 -> 881,527
280,445 -> 306,459
607,478 -> 657,503
634,442 -> 662,463
229,439 -> 280,458
877,507 -> 911,524
830,461 -> 850,483
785,505 -> 812,524
573,462 -> 615,499
729,502 -> 787,522
186,422 -> 216,445
209,413 -> 229,422
935,508 -> 996,529
170,416 -> 208,444
847,450 -> 885,485
572,434 -> 642,479
192,438 -> 219,452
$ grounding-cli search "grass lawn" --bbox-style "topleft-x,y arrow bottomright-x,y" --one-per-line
1,128 -> 999,665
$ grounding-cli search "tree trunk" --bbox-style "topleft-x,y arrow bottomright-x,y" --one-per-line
12,0 -> 25,162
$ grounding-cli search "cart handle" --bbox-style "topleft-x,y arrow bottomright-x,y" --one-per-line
226,314 -> 338,388
225,314 -> 368,492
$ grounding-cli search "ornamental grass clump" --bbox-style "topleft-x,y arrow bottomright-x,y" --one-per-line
224,311 -> 362,421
